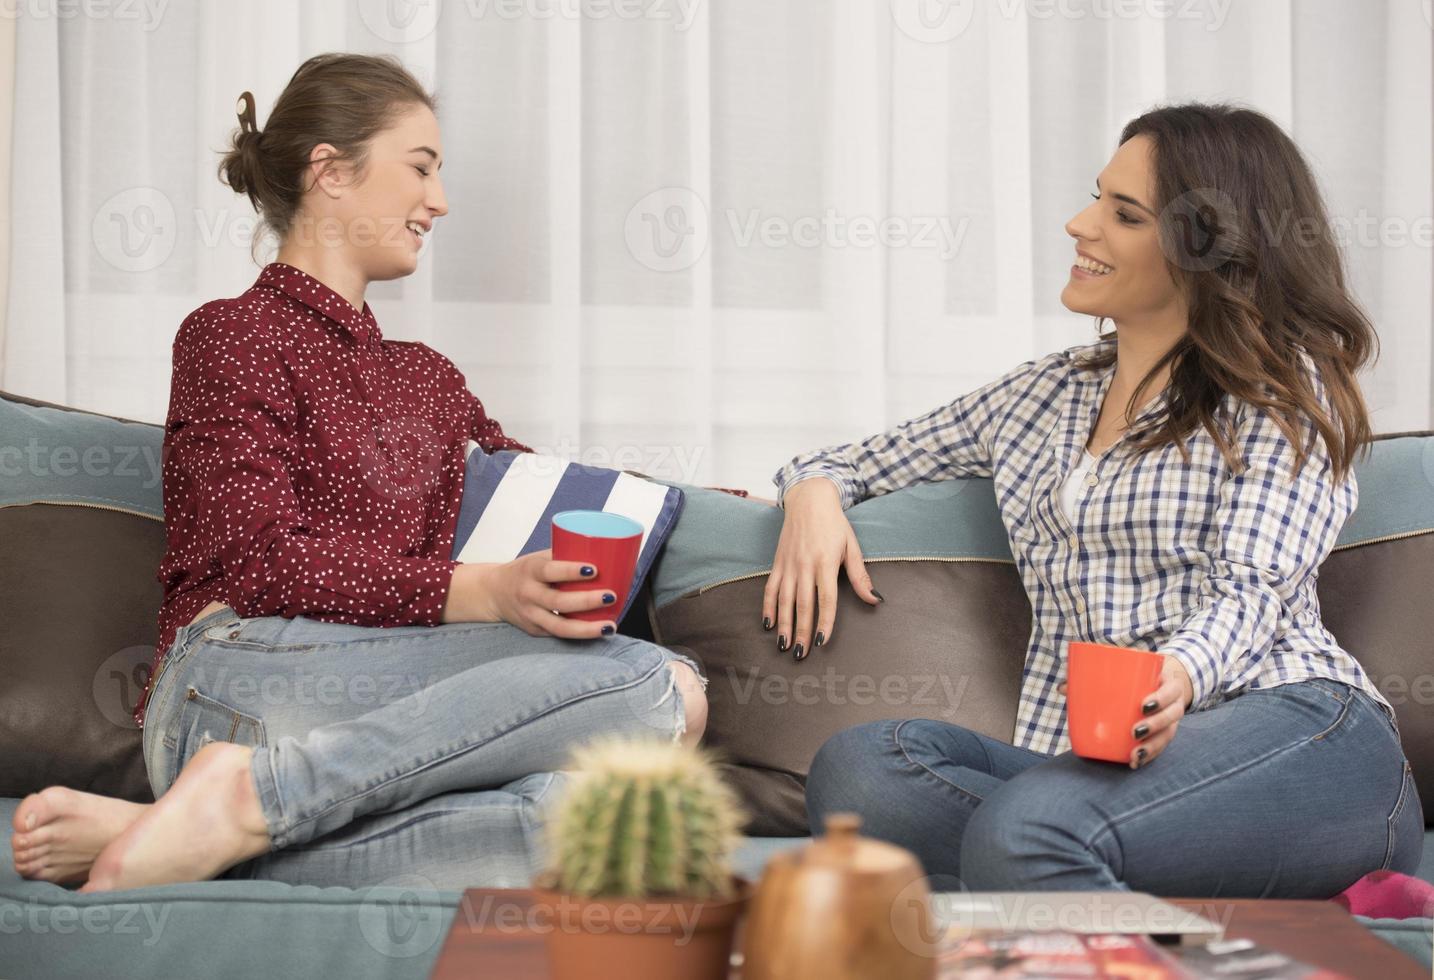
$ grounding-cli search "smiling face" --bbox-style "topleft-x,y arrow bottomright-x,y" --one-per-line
1061,134 -> 1186,329
298,102 -> 449,283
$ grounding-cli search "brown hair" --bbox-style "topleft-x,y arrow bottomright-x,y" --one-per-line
217,52 -> 437,257
1076,102 -> 1378,482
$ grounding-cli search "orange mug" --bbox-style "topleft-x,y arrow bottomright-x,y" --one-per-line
1066,641 -> 1165,763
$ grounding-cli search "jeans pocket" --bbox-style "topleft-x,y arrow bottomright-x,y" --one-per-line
167,685 -> 268,793
1384,760 -> 1423,873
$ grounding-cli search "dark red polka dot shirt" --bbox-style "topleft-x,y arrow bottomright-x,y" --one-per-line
137,262 -> 531,727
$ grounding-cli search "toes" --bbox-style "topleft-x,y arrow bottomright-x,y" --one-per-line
14,793 -> 42,833
15,785 -> 77,834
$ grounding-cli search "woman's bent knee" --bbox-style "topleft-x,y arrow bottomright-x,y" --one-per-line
667,661 -> 708,746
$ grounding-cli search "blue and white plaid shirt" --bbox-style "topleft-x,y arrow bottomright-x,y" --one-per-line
774,335 -> 1395,755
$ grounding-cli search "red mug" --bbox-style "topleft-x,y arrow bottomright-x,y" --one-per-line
1066,641 -> 1165,763
550,510 -> 644,623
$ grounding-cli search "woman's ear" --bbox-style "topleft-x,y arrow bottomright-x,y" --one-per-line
305,143 -> 347,198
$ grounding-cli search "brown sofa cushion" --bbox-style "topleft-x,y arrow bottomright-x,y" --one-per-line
653,562 -> 1030,835
0,390 -> 167,803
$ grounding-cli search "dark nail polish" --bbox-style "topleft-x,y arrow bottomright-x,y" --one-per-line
1142,699 -> 1158,715
602,593 -> 616,605
601,624 -> 615,636
778,635 -> 788,652
1136,746 -> 1148,765
1133,723 -> 1150,740
794,642 -> 805,660
815,631 -> 825,648
581,565 -> 595,577
872,589 -> 885,603
762,617 -> 773,631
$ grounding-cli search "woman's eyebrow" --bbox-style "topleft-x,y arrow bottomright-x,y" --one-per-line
1095,176 -> 1153,216
408,145 -> 443,170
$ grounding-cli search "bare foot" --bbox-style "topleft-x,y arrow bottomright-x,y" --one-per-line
80,742 -> 272,892
10,787 -> 150,884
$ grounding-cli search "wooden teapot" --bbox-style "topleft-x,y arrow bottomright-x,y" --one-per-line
738,813 -> 938,979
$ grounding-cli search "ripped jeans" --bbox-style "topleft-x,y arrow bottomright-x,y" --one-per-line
140,605 -> 707,890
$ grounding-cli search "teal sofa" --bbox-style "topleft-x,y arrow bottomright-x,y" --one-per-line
2,388 -> 1432,977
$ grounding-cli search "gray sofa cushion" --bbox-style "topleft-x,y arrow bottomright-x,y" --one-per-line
0,797 -> 804,978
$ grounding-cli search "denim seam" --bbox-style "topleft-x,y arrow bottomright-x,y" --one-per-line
1382,762 -> 1414,871
1084,697 -> 1353,856
892,719 -> 987,807
206,618 -> 513,650
271,650 -> 676,845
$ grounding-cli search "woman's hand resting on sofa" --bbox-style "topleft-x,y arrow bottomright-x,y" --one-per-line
441,551 -> 618,639
1058,655 -> 1195,769
764,477 -> 883,660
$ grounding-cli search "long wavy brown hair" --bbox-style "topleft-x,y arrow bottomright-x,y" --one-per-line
1075,102 -> 1378,482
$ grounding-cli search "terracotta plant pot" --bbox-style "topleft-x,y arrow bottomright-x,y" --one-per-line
531,871 -> 754,980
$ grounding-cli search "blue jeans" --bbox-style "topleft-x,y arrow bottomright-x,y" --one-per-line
141,605 -> 706,890
806,678 -> 1423,897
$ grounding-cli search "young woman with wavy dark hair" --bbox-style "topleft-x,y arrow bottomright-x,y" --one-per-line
780,103 -> 1421,896
9,53 -> 708,892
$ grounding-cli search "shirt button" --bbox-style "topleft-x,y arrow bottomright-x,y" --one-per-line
1085,473 -> 1100,487
1074,596 -> 1087,614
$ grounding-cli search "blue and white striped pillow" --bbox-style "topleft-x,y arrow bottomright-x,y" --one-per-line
451,442 -> 686,621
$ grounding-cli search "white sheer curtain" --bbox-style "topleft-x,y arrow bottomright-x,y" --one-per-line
5,0 -> 1431,494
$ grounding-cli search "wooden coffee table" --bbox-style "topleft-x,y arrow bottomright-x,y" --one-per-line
429,888 -> 1426,978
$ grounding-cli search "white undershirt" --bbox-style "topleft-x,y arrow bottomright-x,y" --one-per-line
1059,449 -> 1099,523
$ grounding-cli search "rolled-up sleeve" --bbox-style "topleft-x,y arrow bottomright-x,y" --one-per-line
164,315 -> 460,624
1161,405 -> 1356,709
772,355 -> 1046,509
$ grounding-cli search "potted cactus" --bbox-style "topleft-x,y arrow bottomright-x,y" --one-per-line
532,735 -> 753,980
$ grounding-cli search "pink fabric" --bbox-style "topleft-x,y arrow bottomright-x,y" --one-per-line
1332,870 -> 1434,919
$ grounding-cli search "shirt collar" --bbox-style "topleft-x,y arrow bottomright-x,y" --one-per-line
254,262 -> 379,346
